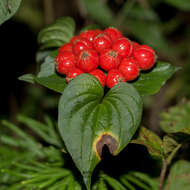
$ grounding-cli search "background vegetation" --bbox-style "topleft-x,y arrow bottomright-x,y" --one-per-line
0,0 -> 190,189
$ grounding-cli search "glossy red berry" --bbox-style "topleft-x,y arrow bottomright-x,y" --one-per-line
77,49 -> 99,72
58,43 -> 73,53
119,58 -> 139,81
70,35 -> 80,44
80,30 -> 97,42
100,49 -> 121,71
106,69 -> 126,88
66,68 -> 84,83
132,41 -> 140,50
133,45 -> 156,70
56,58 -> 75,75
94,29 -> 102,36
104,27 -> 122,42
73,38 -> 93,55
93,33 -> 112,52
140,45 -> 155,53
56,51 -> 76,65
90,69 -> 106,87
112,37 -> 133,58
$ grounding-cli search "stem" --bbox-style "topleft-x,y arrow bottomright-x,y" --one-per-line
159,159 -> 168,190
159,144 -> 182,190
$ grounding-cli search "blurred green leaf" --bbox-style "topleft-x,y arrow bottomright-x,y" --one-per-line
126,19 -> 170,53
160,100 -> 190,135
131,127 -> 163,159
163,136 -> 178,157
165,0 -> 190,11
164,160 -> 190,190
18,74 -> 35,84
81,0 -> 114,26
121,171 -> 159,190
38,17 -> 75,49
36,55 -> 67,93
133,61 -> 178,96
80,24 -> 101,32
0,0 -> 22,25
17,114 -> 63,148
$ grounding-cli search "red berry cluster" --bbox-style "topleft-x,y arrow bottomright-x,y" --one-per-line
55,27 -> 157,88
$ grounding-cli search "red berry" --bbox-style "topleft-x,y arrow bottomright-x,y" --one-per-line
73,38 -> 93,55
104,27 -> 122,42
140,45 -> 155,53
119,58 -> 139,81
133,46 -> 156,70
56,58 -> 75,75
94,29 -> 102,36
99,49 -> 121,71
93,33 -> 112,52
58,43 -> 73,53
106,69 -> 126,88
70,35 -> 80,44
66,68 -> 84,83
56,51 -> 76,65
90,69 -> 106,87
112,37 -> 133,58
77,49 -> 99,72
132,41 -> 140,50
80,30 -> 97,42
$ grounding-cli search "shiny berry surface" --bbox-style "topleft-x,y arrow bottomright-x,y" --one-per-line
80,30 -> 96,42
73,38 -> 93,55
119,58 -> 139,81
77,49 -> 99,72
104,27 -> 122,42
106,69 -> 126,88
133,46 -> 156,70
132,41 -> 140,50
112,37 -> 133,58
56,51 -> 76,65
93,33 -> 112,52
90,69 -> 106,87
66,68 -> 84,83
56,58 -> 75,75
58,43 -> 73,53
70,35 -> 80,44
100,49 -> 121,71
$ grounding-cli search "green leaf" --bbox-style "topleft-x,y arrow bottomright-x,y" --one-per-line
81,0 -> 114,26
133,61 -> 178,96
131,127 -> 163,159
80,24 -> 101,32
165,0 -> 190,11
18,74 -> 35,84
160,100 -> 190,135
58,74 -> 143,189
36,56 -> 67,93
0,0 -> 22,25
38,17 -> 75,49
164,160 -> 190,190
125,19 -> 170,53
163,136 -> 181,164
102,174 -> 126,190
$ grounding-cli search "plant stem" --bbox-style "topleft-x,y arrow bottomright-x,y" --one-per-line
159,159 -> 168,190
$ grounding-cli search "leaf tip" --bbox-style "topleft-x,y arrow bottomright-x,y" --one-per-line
93,132 -> 118,159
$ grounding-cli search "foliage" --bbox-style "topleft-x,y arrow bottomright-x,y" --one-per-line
0,115 -> 158,190
160,100 -> 190,136
1,1 -> 190,190
17,15 -> 178,189
0,0 -> 22,25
